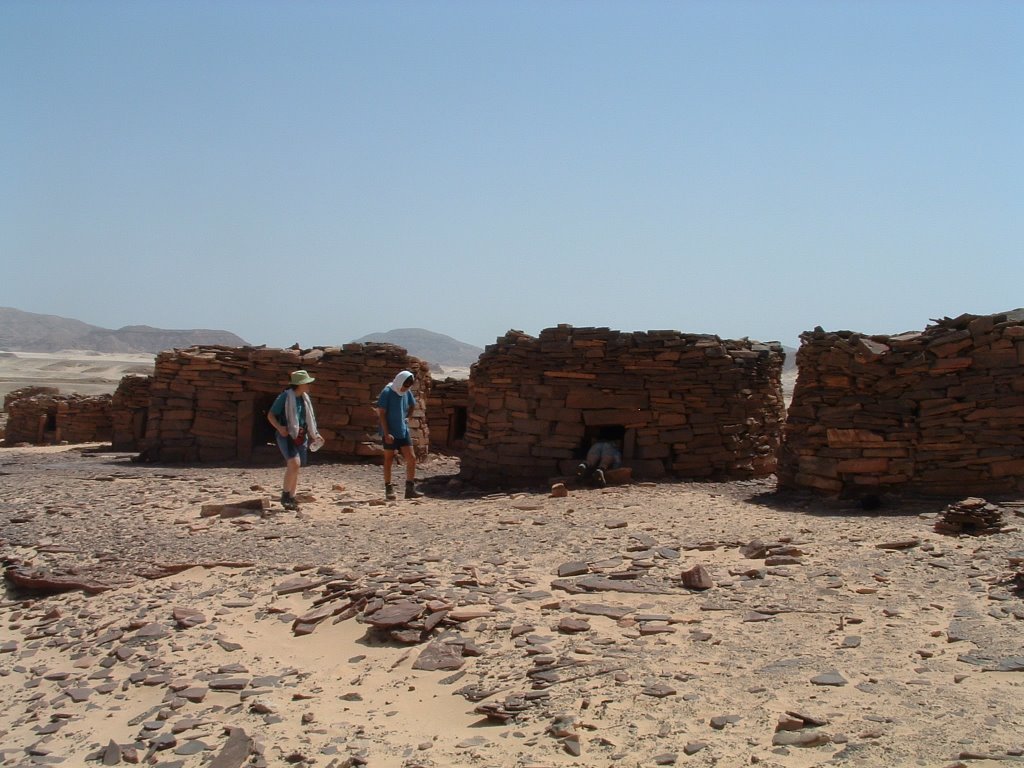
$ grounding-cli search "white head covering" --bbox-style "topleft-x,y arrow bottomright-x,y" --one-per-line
388,370 -> 414,392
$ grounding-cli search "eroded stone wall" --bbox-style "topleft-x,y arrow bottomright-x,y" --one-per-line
779,310 -> 1024,497
111,375 -> 153,451
57,395 -> 113,444
4,393 -> 112,445
140,344 -> 430,463
460,325 -> 785,484
4,386 -> 60,413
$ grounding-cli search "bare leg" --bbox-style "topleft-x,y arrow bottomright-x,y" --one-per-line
383,450 -> 394,484
284,457 -> 300,496
400,445 -> 417,482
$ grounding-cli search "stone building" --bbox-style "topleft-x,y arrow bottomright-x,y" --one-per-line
459,325 -> 785,484
779,310 -> 1024,497
426,378 -> 469,454
111,375 -> 153,452
3,386 -> 59,413
3,392 -> 112,445
139,344 -> 430,463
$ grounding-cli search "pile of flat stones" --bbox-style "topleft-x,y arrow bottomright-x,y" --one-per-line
934,497 -> 1005,535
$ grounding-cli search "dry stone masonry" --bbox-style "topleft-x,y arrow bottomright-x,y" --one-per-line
3,385 -> 59,413
460,325 -> 785,484
111,374 -> 152,451
426,377 -> 470,453
3,392 -> 112,445
140,344 -> 430,463
779,310 -> 1024,497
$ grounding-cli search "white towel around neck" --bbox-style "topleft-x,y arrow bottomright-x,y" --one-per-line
284,389 -> 318,441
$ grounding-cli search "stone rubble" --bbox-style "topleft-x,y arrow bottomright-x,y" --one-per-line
1,449 -> 1023,766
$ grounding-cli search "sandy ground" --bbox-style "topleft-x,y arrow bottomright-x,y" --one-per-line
0,351 -> 155,401
1,444 -> 1023,768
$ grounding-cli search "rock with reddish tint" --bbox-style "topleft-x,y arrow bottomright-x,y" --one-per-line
681,565 -> 714,590
412,641 -> 465,671
172,607 -> 206,628
447,606 -> 493,622
641,683 -> 676,698
365,600 -> 423,628
571,603 -> 632,620
740,539 -> 768,559
557,617 -> 590,633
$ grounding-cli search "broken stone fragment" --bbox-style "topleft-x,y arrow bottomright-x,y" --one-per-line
875,538 -> 921,550
773,730 -> 832,747
364,600 -> 423,628
739,539 -> 768,559
412,641 -> 465,671
208,727 -> 254,768
172,607 -> 206,629
557,617 -> 590,633
810,671 -> 848,686
681,565 -> 714,590
710,714 -> 741,730
199,499 -> 267,518
557,561 -> 589,577
641,683 -> 676,698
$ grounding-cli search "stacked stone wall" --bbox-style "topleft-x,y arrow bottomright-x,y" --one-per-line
4,395 -> 61,445
460,325 -> 784,484
111,375 -> 153,451
57,395 -> 113,444
4,393 -> 112,445
426,378 -> 470,453
779,310 -> 1024,497
4,386 -> 60,412
140,344 -> 430,463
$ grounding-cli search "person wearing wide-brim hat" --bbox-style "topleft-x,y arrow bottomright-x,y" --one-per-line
267,369 -> 324,510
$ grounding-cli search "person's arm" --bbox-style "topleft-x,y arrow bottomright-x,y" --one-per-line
267,398 -> 288,436
377,407 -> 392,444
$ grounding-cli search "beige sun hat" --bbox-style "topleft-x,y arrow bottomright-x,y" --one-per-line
290,370 -> 315,385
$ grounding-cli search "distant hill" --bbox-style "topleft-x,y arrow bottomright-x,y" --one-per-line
352,328 -> 483,369
0,307 -> 248,354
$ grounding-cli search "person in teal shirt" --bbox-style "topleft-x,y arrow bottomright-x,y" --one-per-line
376,370 -> 422,500
267,369 -> 322,510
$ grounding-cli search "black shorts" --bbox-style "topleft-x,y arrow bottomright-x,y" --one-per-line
383,436 -> 412,451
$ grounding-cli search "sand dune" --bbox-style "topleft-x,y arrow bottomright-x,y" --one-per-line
0,350 -> 155,400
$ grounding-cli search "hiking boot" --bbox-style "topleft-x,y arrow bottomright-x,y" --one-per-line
576,463 -> 588,479
385,483 -> 397,501
593,468 -> 606,487
281,492 -> 298,511
405,481 -> 423,499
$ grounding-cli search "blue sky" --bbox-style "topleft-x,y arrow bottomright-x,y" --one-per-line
2,1 -> 1021,350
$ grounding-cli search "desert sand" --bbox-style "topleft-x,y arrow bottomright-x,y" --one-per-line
2,440 -> 1023,768
0,351 -> 155,401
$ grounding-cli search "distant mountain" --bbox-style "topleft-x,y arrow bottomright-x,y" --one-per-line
0,307 -> 248,354
352,328 -> 483,369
